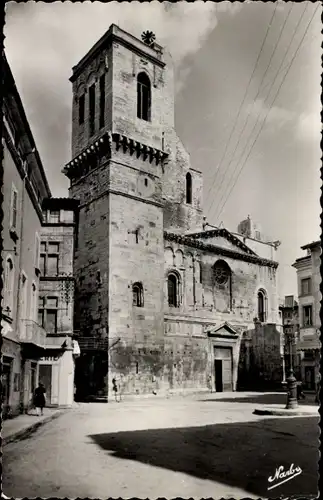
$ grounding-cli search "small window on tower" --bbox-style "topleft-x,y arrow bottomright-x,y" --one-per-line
144,178 -> 148,187
89,83 -> 96,136
132,282 -> 144,307
99,74 -> 105,129
186,172 -> 192,204
79,94 -> 85,125
137,72 -> 151,122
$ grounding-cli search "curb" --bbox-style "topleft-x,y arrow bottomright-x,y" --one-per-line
3,411 -> 64,446
253,407 -> 319,417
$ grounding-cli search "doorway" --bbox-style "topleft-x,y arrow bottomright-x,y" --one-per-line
39,364 -> 52,404
2,357 -> 12,418
304,365 -> 315,390
214,347 -> 233,392
214,360 -> 223,392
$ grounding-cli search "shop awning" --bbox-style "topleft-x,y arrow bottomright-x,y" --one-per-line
72,340 -> 81,356
296,334 -> 321,351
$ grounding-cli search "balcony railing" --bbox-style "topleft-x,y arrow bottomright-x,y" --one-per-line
77,337 -> 109,351
20,319 -> 46,348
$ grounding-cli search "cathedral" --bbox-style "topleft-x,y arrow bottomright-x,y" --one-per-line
63,25 -> 283,400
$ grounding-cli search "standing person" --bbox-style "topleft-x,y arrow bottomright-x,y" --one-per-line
296,380 -> 305,400
315,375 -> 320,404
33,382 -> 46,415
112,377 -> 119,402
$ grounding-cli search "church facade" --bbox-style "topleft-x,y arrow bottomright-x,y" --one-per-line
63,25 -> 282,400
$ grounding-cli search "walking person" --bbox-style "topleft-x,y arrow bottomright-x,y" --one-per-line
33,382 -> 46,416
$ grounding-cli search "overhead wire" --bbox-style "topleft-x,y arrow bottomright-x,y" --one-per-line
204,2 -> 280,207
214,3 -> 320,224
209,1 -> 297,221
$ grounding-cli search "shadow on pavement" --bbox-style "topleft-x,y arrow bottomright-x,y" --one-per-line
199,392 -> 318,406
89,416 -> 319,498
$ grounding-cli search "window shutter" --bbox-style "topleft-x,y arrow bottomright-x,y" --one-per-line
35,233 -> 40,270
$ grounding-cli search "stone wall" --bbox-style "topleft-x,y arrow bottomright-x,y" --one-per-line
238,323 -> 283,390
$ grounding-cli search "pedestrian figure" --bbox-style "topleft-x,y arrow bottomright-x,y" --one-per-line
33,382 -> 46,415
315,380 -> 320,404
112,377 -> 119,402
296,381 -> 305,400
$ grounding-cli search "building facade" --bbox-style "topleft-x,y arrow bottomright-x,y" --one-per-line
63,25 -> 283,400
292,241 -> 321,391
2,54 -> 78,417
2,53 -> 50,417
38,198 -> 79,407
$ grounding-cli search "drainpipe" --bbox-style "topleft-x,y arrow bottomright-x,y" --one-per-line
17,163 -> 26,412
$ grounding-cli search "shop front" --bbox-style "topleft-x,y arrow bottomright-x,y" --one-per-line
1,319 -> 22,419
38,337 -> 80,407
297,333 -> 321,392
19,319 -> 47,413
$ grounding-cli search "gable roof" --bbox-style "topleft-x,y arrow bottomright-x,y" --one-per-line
164,231 -> 278,268
206,322 -> 240,337
187,228 -> 257,255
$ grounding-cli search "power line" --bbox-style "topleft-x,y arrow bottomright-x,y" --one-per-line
209,1 -> 296,221
204,2 -> 280,207
212,2 -> 310,222
214,3 -> 319,224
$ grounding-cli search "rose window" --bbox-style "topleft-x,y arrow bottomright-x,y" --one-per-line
213,262 -> 230,285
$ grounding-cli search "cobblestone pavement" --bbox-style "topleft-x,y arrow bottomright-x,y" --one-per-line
2,392 -> 319,499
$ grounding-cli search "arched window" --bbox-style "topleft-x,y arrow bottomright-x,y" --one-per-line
257,289 -> 267,322
4,257 -> 14,314
137,72 -> 151,121
132,282 -> 144,307
168,273 -> 180,308
186,172 -> 192,204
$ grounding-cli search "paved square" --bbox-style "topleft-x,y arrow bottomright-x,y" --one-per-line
3,393 -> 319,499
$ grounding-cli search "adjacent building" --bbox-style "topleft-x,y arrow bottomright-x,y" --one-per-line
2,52 -> 50,417
62,25 -> 283,400
292,240 -> 321,391
38,198 -> 79,407
2,53 -> 78,418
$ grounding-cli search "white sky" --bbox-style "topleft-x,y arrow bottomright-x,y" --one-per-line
4,1 -> 322,300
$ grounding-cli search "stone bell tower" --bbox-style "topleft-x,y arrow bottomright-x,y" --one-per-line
63,25 -> 176,400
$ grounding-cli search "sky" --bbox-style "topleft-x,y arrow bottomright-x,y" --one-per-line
4,1 -> 322,300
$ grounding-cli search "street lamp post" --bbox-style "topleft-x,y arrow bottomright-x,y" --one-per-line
285,333 -> 298,409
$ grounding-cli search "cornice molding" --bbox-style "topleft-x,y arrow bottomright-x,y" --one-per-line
78,187 -> 163,211
164,231 -> 278,268
63,131 -> 169,183
40,276 -> 75,282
